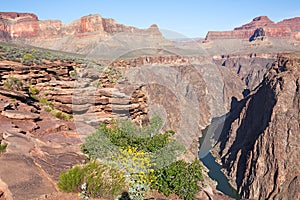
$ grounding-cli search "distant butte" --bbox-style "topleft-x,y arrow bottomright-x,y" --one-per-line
205,16 -> 300,41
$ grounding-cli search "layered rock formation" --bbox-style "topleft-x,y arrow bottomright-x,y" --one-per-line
206,16 -> 300,41
213,53 -> 277,89
0,12 -> 170,54
0,47 -> 150,199
0,12 -> 135,39
215,52 -> 300,199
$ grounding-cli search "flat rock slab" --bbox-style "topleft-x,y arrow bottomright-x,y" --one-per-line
0,134 -> 54,200
0,132 -> 85,200
31,145 -> 85,181
1,110 -> 39,120
0,153 -> 56,200
0,89 -> 28,100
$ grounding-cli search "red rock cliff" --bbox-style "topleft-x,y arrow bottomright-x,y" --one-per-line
0,12 -> 137,39
206,16 -> 300,41
0,12 -> 166,54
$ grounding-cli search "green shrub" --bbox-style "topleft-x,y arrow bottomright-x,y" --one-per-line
44,106 -> 52,112
58,165 -> 84,192
29,85 -> 39,95
0,142 -> 7,156
22,53 -> 34,61
69,70 -> 77,77
22,53 -> 35,65
0,142 -> 7,152
152,159 -> 203,200
57,161 -> 127,199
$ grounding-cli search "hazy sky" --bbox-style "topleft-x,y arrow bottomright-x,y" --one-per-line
1,0 -> 299,38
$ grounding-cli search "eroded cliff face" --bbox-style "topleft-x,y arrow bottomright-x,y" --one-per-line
215,52 -> 300,199
0,12 -> 135,39
206,16 -> 300,41
0,12 -> 168,54
213,53 -> 277,90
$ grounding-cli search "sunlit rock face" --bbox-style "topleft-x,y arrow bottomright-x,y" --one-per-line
206,16 -> 300,41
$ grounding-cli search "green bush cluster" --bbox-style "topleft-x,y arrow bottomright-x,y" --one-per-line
152,159 -> 203,200
85,116 -> 175,153
59,115 -> 203,200
81,115 -> 184,163
57,161 -> 126,199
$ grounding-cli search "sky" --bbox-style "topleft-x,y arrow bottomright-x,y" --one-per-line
1,0 -> 299,38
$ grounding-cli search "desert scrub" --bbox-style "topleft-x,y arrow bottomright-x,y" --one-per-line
103,66 -> 123,84
50,109 -> 72,120
0,142 -> 7,155
4,77 -> 24,90
29,85 -> 40,100
69,70 -> 77,77
39,98 -> 72,120
57,161 -> 126,199
39,97 -> 53,106
22,53 -> 35,65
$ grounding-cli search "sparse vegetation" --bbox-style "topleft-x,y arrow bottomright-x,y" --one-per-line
69,70 -> 77,77
29,85 -> 39,95
39,97 -> 53,106
0,44 -> 85,65
29,85 -> 40,100
49,109 -> 73,120
39,98 -> 72,120
4,77 -> 24,91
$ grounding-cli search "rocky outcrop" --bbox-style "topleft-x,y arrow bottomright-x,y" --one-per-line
206,16 -> 300,41
215,52 -> 300,199
213,53 -> 277,89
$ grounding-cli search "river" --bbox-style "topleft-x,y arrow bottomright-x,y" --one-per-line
198,116 -> 241,199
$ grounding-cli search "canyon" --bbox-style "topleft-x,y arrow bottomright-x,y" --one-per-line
0,11 -> 299,200
215,52 -> 300,199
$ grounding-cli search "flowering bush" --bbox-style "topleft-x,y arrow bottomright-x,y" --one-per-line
59,115 -> 202,199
